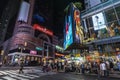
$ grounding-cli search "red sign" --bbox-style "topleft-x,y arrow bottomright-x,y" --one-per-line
33,24 -> 53,36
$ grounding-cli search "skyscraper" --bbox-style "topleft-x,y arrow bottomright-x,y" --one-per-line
84,0 -> 107,9
0,0 -> 59,64
81,0 -> 120,57
0,0 -> 21,44
10,0 -> 35,51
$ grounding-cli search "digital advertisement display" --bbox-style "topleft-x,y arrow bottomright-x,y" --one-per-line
63,15 -> 73,50
63,3 -> 84,50
33,24 -> 53,36
92,12 -> 106,30
17,1 -> 30,22
73,9 -> 84,43
30,50 -> 37,55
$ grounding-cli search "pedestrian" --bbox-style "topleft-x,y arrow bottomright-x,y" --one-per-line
117,61 -> 120,71
100,61 -> 107,77
109,61 -> 114,73
105,60 -> 110,76
0,62 -> 2,67
19,60 -> 24,74
80,62 -> 85,74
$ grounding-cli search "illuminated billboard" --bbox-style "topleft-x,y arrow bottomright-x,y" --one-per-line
17,1 -> 30,22
63,3 -> 84,50
30,50 -> 37,55
33,24 -> 53,36
73,9 -> 84,43
63,15 -> 73,50
92,12 -> 106,30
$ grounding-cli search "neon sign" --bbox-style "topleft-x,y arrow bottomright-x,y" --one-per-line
55,53 -> 64,56
33,24 -> 53,36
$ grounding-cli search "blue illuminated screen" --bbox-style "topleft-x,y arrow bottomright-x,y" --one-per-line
63,15 -> 73,50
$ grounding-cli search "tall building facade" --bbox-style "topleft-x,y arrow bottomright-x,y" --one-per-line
84,0 -> 108,9
81,0 -> 120,61
0,0 -> 21,44
0,0 -> 58,64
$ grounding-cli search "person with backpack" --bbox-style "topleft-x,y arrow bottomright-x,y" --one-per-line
19,60 -> 24,74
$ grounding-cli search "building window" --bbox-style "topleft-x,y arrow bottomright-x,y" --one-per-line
104,8 -> 117,26
101,0 -> 108,3
115,5 -> 120,21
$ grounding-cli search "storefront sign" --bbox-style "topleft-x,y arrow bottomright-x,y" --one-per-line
55,53 -> 64,56
33,24 -> 53,36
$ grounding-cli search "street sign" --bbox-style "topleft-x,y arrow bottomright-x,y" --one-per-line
35,47 -> 43,51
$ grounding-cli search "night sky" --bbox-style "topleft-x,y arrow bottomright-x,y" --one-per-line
0,0 -> 85,38
53,0 -> 85,38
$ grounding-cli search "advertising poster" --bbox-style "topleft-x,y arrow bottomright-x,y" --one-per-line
63,15 -> 73,50
73,9 -> 84,44
92,12 -> 106,30
17,1 -> 30,22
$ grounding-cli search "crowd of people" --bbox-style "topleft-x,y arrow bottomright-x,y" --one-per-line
1,58 -> 120,76
40,60 -> 120,77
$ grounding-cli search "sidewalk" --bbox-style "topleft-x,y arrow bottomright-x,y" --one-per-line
59,70 -> 120,79
83,71 -> 120,79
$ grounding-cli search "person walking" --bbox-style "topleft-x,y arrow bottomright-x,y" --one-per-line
80,62 -> 85,74
109,61 -> 114,73
100,61 -> 107,77
19,60 -> 24,74
117,61 -> 120,71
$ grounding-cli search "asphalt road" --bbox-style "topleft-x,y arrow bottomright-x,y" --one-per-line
36,72 -> 120,80
0,66 -> 120,80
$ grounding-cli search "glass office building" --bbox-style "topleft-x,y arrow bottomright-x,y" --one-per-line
81,0 -> 120,59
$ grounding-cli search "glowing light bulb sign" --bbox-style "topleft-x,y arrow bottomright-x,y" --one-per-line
33,24 -> 53,36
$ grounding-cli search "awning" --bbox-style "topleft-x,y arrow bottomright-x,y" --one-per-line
65,43 -> 88,51
93,36 -> 120,45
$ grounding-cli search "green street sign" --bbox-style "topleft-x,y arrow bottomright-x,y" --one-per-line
35,47 -> 43,51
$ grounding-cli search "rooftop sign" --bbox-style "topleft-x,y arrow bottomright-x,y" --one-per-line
33,24 -> 53,36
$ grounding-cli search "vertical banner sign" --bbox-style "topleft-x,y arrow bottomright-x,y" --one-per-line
17,1 -> 30,22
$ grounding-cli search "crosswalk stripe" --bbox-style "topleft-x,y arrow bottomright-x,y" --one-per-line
8,70 -> 40,77
8,74 -> 29,80
2,76 -> 16,80
4,71 -> 35,79
0,71 -> 8,75
0,70 -> 39,80
24,73 -> 39,77
0,68 -> 57,80
0,72 -> 4,76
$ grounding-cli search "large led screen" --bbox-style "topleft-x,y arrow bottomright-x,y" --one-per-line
17,1 -> 30,22
63,3 -> 84,50
63,15 -> 73,50
73,9 -> 84,43
92,12 -> 106,30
